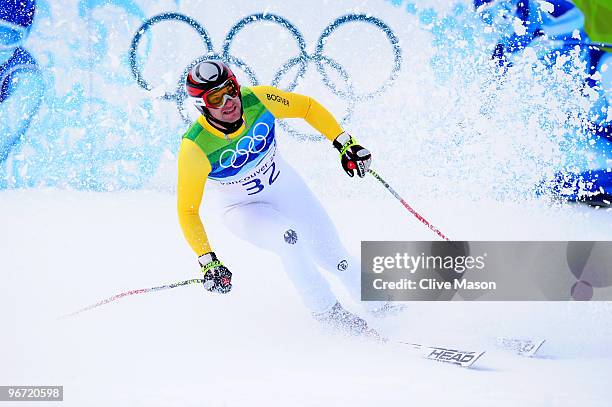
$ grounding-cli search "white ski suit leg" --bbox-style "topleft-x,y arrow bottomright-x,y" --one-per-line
218,159 -> 381,313
221,200 -> 337,313
274,166 -> 387,312
271,164 -> 366,305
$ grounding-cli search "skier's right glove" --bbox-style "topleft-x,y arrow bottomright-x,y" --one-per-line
198,252 -> 232,294
332,132 -> 372,178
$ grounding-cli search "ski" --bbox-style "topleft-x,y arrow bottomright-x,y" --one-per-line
396,341 -> 486,368
495,337 -> 546,357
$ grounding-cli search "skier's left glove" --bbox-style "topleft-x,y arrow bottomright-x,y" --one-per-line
198,252 -> 232,294
332,132 -> 372,178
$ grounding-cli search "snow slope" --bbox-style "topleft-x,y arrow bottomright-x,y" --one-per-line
1,189 -> 611,407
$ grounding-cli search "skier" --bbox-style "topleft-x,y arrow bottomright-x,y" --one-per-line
0,0 -> 43,186
177,60 -> 388,337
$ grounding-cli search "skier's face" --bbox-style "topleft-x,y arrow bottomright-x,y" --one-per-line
208,93 -> 242,124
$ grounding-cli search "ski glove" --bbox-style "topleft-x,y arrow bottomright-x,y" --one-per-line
332,132 -> 372,178
198,252 -> 232,294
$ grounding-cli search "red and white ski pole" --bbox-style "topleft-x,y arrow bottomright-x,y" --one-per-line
61,278 -> 204,318
368,168 -> 450,241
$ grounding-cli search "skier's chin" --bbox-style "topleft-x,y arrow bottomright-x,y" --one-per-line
221,106 -> 240,122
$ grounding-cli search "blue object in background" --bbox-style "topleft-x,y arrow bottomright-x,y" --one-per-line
0,0 -> 35,29
473,0 -> 611,205
474,0 -> 587,69
0,0 -> 43,169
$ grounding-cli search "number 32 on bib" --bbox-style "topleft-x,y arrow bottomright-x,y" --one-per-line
242,161 -> 280,195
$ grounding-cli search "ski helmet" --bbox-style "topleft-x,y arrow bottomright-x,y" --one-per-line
185,59 -> 244,133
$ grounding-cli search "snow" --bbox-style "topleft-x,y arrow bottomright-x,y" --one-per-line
3,0 -> 612,405
538,1 -> 555,14
2,189 -> 612,406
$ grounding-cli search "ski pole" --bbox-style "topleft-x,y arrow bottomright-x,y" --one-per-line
61,278 -> 204,318
368,168 -> 450,241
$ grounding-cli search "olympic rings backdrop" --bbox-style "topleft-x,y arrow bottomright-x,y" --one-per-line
129,12 -> 401,140
0,0 -> 403,190
2,0 -> 606,195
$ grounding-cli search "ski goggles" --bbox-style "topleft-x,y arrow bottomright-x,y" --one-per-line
0,21 -> 28,50
195,76 -> 241,109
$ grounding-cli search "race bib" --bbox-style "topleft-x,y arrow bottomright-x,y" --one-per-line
212,141 -> 282,198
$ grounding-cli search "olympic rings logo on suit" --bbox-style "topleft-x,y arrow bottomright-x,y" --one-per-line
218,122 -> 270,169
129,12 -> 402,141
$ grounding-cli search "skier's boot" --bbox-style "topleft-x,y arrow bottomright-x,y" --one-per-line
313,302 -> 383,340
